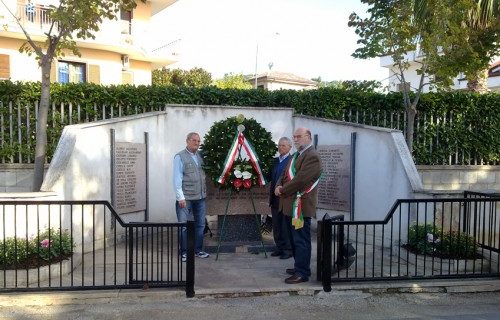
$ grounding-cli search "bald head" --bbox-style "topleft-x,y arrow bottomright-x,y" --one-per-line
292,127 -> 312,150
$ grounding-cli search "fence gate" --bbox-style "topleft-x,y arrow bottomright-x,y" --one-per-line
0,201 -> 195,297
317,192 -> 500,292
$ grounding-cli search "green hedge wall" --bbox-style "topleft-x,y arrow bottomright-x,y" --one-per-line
0,81 -> 498,165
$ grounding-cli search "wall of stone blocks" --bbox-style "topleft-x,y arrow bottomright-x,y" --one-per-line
0,164 -> 48,192
417,165 -> 500,192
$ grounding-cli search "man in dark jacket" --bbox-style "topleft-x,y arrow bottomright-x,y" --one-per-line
268,137 -> 293,259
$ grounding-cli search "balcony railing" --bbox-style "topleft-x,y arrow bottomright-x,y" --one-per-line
16,3 -> 52,29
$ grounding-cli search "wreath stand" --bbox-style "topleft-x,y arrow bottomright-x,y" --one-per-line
215,145 -> 268,261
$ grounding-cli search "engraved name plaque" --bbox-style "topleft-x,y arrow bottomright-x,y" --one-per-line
317,145 -> 351,212
113,142 -> 146,214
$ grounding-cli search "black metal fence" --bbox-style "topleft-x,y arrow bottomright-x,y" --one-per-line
0,200 -> 195,297
317,193 -> 500,292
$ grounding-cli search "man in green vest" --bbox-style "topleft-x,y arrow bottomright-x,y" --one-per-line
174,132 -> 210,262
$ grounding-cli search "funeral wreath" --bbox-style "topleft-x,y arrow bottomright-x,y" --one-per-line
201,115 -> 276,191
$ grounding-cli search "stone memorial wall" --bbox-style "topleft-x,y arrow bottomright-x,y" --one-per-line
113,142 -> 146,214
317,145 -> 351,212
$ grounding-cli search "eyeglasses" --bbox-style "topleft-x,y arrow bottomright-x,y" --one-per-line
293,134 -> 309,139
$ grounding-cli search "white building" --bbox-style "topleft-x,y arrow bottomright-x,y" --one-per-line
247,71 -> 318,91
0,0 -> 179,85
380,52 -> 500,92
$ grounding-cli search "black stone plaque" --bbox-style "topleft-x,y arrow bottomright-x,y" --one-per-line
317,145 -> 351,211
113,142 -> 146,214
216,215 -> 261,242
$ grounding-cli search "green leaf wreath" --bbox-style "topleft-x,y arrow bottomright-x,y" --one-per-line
201,115 -> 277,191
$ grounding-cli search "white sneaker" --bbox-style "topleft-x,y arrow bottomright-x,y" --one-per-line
181,253 -> 187,262
195,251 -> 209,258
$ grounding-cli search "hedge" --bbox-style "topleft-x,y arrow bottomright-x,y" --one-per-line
0,81 -> 498,165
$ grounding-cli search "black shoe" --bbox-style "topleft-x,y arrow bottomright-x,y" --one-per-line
280,253 -> 292,260
271,250 -> 283,257
285,275 -> 308,284
285,268 -> 295,275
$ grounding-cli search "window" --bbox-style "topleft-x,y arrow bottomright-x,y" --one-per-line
120,9 -> 132,34
58,61 -> 86,83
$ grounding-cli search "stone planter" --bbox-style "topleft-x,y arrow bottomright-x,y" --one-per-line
0,253 -> 82,287
397,246 -> 487,274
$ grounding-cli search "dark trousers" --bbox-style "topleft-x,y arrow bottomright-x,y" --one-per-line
271,206 -> 292,254
285,215 -> 311,279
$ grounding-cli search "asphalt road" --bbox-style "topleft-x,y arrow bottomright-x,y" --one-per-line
1,291 -> 499,320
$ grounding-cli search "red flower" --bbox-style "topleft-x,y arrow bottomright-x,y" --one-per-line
243,179 -> 252,189
233,179 -> 243,189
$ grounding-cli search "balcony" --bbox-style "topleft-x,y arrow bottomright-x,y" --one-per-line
16,2 -> 53,30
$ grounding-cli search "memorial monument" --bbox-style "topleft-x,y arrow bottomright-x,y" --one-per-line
201,115 -> 277,257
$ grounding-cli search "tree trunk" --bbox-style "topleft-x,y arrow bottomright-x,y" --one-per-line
32,58 -> 51,191
405,104 -> 417,155
466,69 -> 489,92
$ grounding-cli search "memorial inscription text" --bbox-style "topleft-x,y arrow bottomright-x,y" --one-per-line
317,145 -> 351,211
113,142 -> 146,214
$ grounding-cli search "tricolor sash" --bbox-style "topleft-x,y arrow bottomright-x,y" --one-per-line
286,152 -> 321,230
217,131 -> 266,187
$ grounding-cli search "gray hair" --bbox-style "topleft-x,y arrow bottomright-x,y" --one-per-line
186,132 -> 199,141
278,137 -> 292,146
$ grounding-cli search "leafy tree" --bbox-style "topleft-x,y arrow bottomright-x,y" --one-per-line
348,0 -> 495,154
414,0 -> 499,92
152,67 -> 212,87
213,73 -> 252,89
1,0 -> 139,191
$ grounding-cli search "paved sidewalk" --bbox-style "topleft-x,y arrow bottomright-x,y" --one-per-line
1,230 -> 499,306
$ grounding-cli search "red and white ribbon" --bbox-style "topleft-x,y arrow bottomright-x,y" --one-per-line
217,132 -> 267,187
287,152 -> 321,229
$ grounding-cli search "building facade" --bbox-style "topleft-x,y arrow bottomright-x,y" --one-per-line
0,0 -> 178,85
380,52 -> 500,92
247,71 -> 318,91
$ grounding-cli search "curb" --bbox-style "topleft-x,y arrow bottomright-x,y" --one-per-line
1,279 -> 499,306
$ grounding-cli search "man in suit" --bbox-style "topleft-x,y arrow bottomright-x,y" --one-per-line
275,127 -> 322,284
269,137 -> 293,259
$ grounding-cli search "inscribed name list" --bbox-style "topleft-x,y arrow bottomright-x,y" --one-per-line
317,145 -> 351,212
114,142 -> 146,214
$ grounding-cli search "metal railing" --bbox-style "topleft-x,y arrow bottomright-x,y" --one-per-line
317,195 -> 500,292
0,200 -> 195,297
1,100 -> 498,165
16,3 -> 53,29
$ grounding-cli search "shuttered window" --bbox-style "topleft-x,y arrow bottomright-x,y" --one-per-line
122,71 -> 133,84
0,54 -> 10,79
88,64 -> 101,84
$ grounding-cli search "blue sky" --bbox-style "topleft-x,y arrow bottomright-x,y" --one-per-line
152,0 -> 388,83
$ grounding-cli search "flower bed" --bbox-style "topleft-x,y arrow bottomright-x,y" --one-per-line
0,228 -> 75,270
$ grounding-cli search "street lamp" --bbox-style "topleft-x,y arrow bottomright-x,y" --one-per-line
254,32 -> 280,89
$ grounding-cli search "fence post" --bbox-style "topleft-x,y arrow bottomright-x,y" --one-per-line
128,227 -> 134,284
186,219 -> 195,298
316,218 -> 323,282
321,214 -> 332,292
